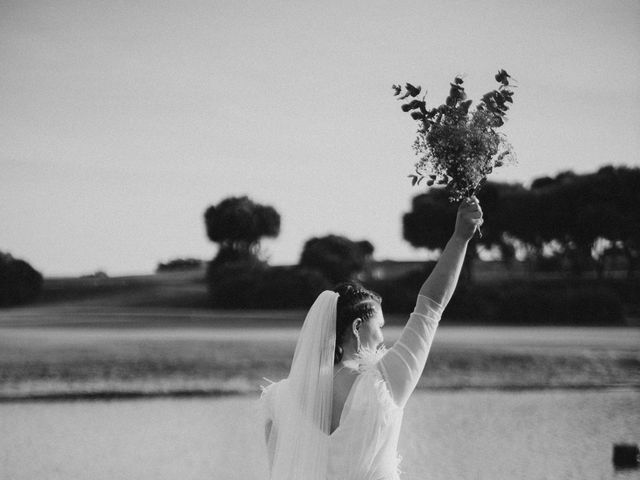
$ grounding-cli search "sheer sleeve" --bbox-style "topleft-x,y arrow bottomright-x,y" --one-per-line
377,294 -> 444,408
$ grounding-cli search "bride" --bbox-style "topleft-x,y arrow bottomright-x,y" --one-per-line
259,197 -> 483,480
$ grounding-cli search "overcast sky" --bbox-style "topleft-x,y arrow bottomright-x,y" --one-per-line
1,0 -> 639,276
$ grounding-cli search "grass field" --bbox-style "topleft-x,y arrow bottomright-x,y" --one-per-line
37,269 -> 212,309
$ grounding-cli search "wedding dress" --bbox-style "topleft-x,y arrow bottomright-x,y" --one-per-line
259,294 -> 443,480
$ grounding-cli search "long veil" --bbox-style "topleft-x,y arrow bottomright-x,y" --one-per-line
267,290 -> 339,480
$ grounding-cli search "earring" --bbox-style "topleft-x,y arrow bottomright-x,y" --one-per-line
335,345 -> 343,363
354,331 -> 362,354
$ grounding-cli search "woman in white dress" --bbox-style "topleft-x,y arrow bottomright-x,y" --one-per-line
259,197 -> 483,480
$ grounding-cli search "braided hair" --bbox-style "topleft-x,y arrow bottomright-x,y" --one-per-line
332,281 -> 382,364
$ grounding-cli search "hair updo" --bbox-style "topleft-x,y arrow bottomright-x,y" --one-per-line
332,281 -> 382,364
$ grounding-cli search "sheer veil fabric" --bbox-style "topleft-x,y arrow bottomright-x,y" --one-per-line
263,290 -> 339,480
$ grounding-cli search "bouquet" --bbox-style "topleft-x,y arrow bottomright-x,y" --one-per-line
394,70 -> 516,205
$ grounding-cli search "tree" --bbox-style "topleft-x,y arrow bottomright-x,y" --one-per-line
204,196 -> 281,267
0,252 -> 43,307
405,167 -> 640,279
403,188 -> 482,282
516,166 -> 640,277
403,188 -> 457,251
476,181 -> 527,263
496,184 -> 552,272
299,235 -> 374,284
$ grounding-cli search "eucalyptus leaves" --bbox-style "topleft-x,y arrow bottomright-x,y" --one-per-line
394,70 -> 516,202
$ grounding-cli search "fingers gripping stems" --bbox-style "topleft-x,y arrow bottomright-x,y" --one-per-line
457,196 -> 484,239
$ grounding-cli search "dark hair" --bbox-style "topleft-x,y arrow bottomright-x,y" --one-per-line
332,281 -> 382,364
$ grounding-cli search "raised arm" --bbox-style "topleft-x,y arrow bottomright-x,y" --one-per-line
378,197 -> 483,408
418,197 -> 481,305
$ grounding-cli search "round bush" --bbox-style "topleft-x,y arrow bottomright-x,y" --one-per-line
0,254 -> 43,307
206,261 -> 330,309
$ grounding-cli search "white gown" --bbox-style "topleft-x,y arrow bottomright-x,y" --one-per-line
259,294 -> 443,480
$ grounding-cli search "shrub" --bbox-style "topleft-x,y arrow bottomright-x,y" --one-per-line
253,266 -> 331,308
0,253 -> 43,307
157,258 -> 203,272
366,262 -> 437,313
205,257 -> 628,324
299,235 -> 373,284
206,261 -> 330,309
447,281 -> 624,325
368,274 -> 626,325
206,259 -> 266,308
535,254 -> 563,272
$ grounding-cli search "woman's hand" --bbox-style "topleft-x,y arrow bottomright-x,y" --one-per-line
453,196 -> 483,242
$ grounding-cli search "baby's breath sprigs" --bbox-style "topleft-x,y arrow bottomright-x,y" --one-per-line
394,70 -> 517,202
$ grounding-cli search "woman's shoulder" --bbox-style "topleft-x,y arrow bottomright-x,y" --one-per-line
355,346 -> 403,412
354,345 -> 387,372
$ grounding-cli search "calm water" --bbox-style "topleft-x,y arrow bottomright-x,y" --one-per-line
1,389 -> 639,480
1,324 -> 639,479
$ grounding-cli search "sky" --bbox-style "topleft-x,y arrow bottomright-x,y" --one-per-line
1,0 -> 639,277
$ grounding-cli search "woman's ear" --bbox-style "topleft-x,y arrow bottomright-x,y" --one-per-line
352,318 -> 361,334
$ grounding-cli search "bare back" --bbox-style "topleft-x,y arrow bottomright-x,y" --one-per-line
330,369 -> 359,434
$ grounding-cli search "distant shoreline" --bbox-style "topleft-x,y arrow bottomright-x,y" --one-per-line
3,320 -> 637,405
2,384 -> 639,404
2,307 -> 639,329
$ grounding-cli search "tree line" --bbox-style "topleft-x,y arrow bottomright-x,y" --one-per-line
202,166 -> 638,322
204,166 -> 639,287
404,165 -> 639,279
2,165 -> 637,314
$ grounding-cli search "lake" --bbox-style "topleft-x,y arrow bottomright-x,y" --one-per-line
1,389 -> 638,480
1,325 -> 638,398
1,321 -> 639,478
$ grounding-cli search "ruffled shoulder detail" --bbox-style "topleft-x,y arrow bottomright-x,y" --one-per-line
353,345 -> 388,372
353,345 -> 402,416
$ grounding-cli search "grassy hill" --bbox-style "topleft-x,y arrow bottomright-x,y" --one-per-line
39,269 -> 210,309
